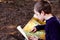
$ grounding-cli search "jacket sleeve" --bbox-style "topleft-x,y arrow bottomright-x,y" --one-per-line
35,25 -> 45,31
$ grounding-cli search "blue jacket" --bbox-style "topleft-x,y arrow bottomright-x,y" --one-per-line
36,16 -> 60,40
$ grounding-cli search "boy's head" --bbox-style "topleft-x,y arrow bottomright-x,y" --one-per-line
34,0 -> 52,21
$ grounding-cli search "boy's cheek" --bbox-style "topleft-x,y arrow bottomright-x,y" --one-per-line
34,14 -> 43,21
34,14 -> 41,19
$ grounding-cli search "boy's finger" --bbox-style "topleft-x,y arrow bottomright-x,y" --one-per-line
33,28 -> 37,32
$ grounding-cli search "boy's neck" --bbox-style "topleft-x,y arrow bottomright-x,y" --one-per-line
45,14 -> 53,20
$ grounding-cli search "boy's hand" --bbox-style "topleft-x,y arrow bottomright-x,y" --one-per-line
28,36 -> 38,40
31,27 -> 37,33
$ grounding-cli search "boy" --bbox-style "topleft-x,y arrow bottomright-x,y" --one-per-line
29,0 -> 60,40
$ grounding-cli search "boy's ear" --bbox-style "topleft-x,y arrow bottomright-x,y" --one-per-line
41,10 -> 45,15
